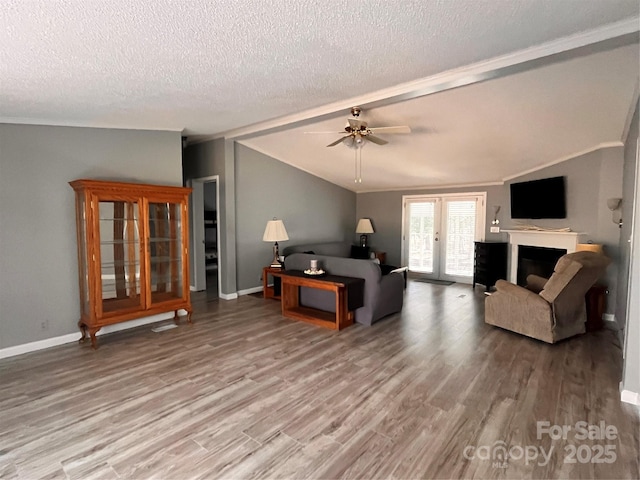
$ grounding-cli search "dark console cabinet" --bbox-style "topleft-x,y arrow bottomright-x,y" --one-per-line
473,241 -> 508,291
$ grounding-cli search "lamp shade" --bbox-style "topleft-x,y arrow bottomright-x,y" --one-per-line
355,218 -> 374,234
263,219 -> 289,242
576,243 -> 604,254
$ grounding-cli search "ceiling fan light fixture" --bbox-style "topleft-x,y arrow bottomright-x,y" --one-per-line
343,134 -> 365,149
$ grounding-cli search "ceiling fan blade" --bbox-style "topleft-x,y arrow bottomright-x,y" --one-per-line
326,135 -> 351,147
366,135 -> 388,146
368,126 -> 411,134
304,131 -> 346,134
348,118 -> 367,130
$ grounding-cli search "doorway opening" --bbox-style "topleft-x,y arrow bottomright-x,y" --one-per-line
401,193 -> 486,283
188,176 -> 221,297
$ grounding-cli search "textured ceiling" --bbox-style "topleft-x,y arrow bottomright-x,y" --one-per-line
1,0 -> 639,191
243,43 -> 639,191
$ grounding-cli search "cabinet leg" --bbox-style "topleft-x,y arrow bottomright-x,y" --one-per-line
173,310 -> 180,322
186,307 -> 193,324
78,321 -> 87,343
88,328 -> 100,349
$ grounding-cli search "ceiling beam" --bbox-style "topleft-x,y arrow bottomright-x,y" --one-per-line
202,18 -> 638,144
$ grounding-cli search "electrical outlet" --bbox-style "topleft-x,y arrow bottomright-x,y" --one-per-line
40,319 -> 49,330
490,226 -> 500,233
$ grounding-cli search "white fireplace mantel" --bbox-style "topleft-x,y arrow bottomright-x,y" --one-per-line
503,230 -> 584,283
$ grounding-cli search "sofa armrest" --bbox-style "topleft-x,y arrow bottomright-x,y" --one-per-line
380,270 -> 405,289
526,274 -> 548,294
493,280 -> 548,306
372,271 -> 405,323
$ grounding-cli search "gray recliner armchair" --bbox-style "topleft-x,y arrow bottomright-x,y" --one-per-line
485,251 -> 611,343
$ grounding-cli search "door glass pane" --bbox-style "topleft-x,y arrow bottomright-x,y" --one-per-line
98,201 -> 142,313
445,200 -> 476,276
408,202 -> 435,273
149,202 -> 183,304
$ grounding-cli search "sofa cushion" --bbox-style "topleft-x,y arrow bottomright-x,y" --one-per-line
282,242 -> 351,258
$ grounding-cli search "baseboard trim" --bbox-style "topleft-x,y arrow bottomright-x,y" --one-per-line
238,286 -> 264,296
0,333 -> 80,360
621,389 -> 640,406
0,311 -> 183,360
219,292 -> 238,300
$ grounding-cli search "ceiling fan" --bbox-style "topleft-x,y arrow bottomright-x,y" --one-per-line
306,107 -> 411,148
305,107 -> 411,184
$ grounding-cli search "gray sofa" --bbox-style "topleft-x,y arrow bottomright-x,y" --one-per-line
284,252 -> 404,326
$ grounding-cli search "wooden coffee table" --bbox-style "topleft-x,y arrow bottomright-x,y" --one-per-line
277,270 -> 364,330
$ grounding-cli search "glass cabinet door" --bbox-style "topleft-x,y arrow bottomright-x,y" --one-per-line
75,192 -> 90,318
98,200 -> 143,314
148,202 -> 184,305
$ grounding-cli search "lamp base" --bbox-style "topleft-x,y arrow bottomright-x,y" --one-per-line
270,242 -> 283,268
360,234 -> 368,248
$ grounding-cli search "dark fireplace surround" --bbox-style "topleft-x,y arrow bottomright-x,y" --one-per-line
517,245 -> 566,287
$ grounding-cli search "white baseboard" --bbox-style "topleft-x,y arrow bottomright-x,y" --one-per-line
219,292 -> 238,300
0,333 -> 81,360
0,311 -> 183,360
621,389 -> 640,406
603,313 -> 616,323
238,286 -> 264,296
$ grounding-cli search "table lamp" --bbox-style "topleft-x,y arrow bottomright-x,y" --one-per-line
356,218 -> 374,248
263,218 -> 289,268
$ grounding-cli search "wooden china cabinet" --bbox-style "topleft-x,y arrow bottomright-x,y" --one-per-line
70,179 -> 192,348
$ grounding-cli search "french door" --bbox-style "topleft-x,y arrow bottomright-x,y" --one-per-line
402,193 -> 485,283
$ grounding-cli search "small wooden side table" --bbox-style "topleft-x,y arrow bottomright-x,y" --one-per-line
374,251 -> 386,264
278,270 -> 364,330
585,284 -> 607,331
263,266 -> 284,299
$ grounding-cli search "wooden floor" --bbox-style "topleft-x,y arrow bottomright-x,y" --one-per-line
1,281 -> 638,479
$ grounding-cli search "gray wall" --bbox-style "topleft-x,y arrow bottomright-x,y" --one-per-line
356,185 -> 507,267
183,138 -> 237,295
235,143 -> 356,291
356,146 -> 624,313
616,102 -> 639,333
619,100 -> 639,397
183,141 -> 357,294
0,124 -> 183,349
503,148 -> 623,311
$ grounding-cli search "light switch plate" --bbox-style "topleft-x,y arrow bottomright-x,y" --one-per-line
490,226 -> 500,233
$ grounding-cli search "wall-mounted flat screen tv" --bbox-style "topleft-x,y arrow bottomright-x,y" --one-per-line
510,176 -> 566,219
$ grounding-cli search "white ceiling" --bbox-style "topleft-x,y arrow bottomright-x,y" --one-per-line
1,0 -> 639,192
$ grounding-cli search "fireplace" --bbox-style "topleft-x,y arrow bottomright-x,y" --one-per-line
504,230 -> 583,283
517,245 -> 566,286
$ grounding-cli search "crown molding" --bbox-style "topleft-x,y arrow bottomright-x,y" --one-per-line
501,142 -> 624,181
215,18 -> 639,142
0,118 -> 183,133
357,182 -> 504,194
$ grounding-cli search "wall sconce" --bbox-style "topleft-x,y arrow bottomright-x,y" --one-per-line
607,198 -> 622,228
491,206 -> 501,225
